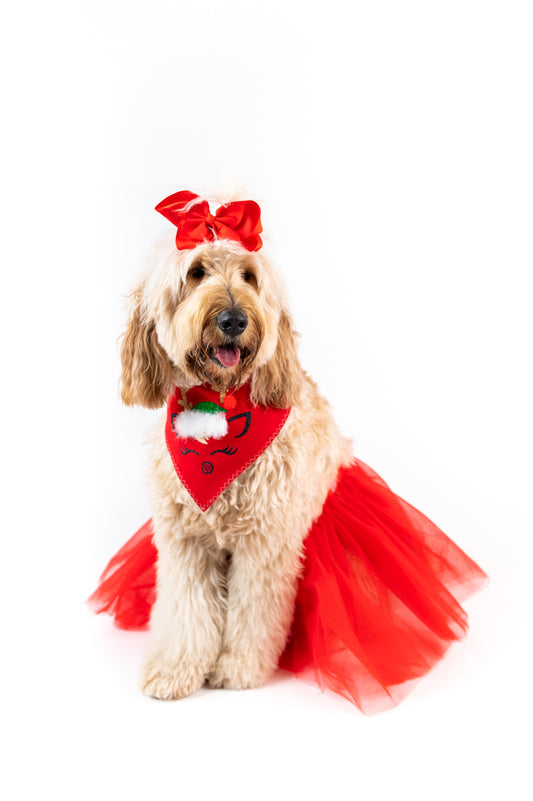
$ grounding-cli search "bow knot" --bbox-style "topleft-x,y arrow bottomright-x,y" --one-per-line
155,190 -> 263,252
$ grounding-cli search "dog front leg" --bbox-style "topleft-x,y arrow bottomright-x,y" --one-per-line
209,540 -> 301,690
140,535 -> 226,700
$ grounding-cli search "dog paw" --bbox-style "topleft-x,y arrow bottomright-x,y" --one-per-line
209,652 -> 272,690
139,656 -> 206,700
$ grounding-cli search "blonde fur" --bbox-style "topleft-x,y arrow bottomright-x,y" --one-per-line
120,286 -> 175,408
121,231 -> 352,698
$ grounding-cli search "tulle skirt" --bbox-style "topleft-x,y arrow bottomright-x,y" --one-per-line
88,459 -> 486,711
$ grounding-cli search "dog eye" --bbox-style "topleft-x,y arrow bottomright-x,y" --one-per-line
188,265 -> 206,280
242,270 -> 257,287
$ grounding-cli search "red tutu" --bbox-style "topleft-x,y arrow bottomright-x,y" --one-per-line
88,459 -> 486,710
88,519 -> 157,631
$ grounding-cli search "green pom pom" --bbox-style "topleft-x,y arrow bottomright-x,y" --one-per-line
193,401 -> 226,414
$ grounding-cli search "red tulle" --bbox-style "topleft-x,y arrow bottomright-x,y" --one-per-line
278,460 -> 486,711
88,460 -> 486,710
88,519 -> 156,631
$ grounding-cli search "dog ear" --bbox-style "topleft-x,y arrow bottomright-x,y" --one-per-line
251,310 -> 303,408
120,286 -> 174,409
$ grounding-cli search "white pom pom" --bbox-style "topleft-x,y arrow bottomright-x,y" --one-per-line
173,410 -> 228,441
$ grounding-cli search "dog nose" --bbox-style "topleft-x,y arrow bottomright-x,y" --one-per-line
217,308 -> 248,337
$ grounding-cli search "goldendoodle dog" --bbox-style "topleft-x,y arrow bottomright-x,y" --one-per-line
121,212 -> 352,699
102,190 -> 484,707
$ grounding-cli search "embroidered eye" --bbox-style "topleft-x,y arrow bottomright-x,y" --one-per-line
181,446 -> 199,456
211,446 -> 238,456
188,264 -> 206,280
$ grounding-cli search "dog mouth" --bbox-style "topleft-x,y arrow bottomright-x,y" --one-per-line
209,344 -> 250,369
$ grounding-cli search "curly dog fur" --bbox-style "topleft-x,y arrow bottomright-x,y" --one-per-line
121,234 -> 352,699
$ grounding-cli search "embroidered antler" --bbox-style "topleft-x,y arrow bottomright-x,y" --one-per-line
177,389 -> 193,411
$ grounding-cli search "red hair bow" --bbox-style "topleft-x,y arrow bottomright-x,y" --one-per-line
155,190 -> 263,252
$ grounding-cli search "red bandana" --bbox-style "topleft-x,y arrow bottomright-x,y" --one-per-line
165,383 -> 291,511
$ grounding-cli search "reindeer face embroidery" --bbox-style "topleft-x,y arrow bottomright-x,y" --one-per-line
171,412 -> 252,476
164,384 -> 291,511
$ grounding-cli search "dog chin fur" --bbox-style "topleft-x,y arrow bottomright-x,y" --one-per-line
120,232 -> 353,699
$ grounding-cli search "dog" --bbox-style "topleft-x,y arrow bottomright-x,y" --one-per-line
120,202 -> 352,700
109,190 -> 485,707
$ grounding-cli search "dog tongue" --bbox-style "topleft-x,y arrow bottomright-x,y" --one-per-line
216,345 -> 241,368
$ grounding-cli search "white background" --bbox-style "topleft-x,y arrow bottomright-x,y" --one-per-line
2,1 -> 532,799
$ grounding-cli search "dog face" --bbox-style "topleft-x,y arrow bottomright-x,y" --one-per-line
120,238 -> 302,409
156,242 -> 274,392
